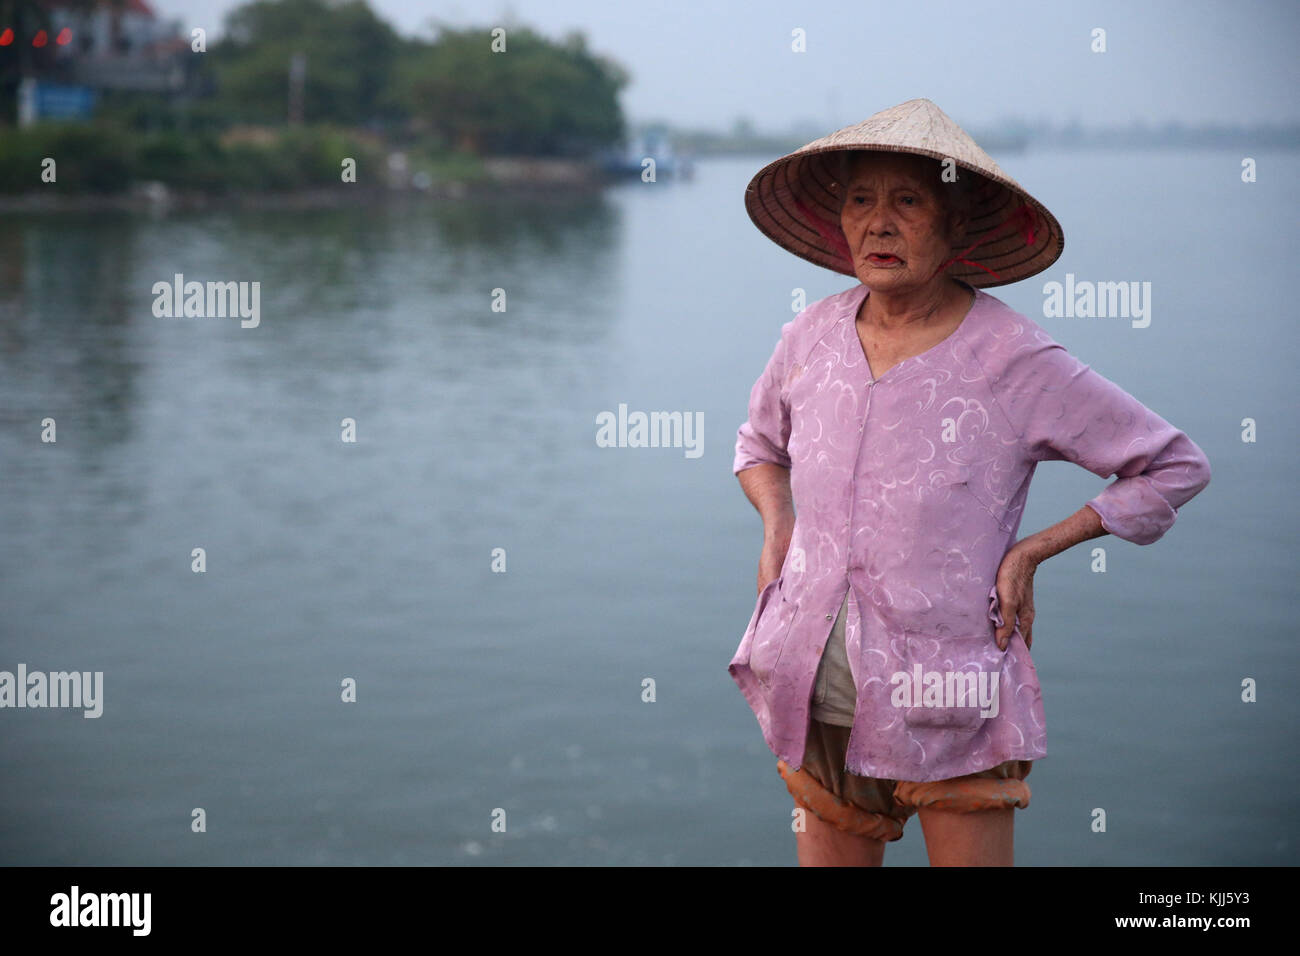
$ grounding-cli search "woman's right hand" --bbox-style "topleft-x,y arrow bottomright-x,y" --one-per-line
736,463 -> 795,595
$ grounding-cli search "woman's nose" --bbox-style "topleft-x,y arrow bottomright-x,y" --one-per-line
866,214 -> 895,236
858,204 -> 896,236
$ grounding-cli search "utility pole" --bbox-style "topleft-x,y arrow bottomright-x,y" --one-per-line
288,52 -> 306,125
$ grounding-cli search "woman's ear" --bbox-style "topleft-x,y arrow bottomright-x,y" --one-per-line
946,206 -> 969,250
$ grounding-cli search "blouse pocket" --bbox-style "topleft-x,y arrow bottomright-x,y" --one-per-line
746,577 -> 780,639
898,625 -> 1006,732
750,581 -> 799,690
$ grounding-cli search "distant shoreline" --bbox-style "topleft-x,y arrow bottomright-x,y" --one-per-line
0,156 -> 616,213
3,143 -> 1290,213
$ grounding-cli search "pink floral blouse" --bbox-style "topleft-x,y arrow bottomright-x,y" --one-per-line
729,281 -> 1212,781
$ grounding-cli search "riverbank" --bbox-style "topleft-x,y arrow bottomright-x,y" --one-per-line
0,121 -> 611,212
0,158 -> 612,213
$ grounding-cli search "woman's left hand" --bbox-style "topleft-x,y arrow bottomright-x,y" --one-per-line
993,544 -> 1039,650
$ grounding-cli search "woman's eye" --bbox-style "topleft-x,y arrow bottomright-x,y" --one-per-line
900,196 -> 916,206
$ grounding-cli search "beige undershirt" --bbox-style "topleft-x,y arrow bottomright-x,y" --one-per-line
810,591 -> 857,726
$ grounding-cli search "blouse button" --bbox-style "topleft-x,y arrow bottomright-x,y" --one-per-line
825,613 -> 833,621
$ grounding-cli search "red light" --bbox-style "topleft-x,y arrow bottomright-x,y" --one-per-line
0,28 -> 13,46
56,28 -> 72,45
32,29 -> 47,47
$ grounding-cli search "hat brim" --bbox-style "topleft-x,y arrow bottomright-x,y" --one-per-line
745,144 -> 1064,288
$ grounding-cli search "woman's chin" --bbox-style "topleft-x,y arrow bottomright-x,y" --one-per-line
855,265 -> 918,291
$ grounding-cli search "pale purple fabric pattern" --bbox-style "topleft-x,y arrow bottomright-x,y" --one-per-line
729,281 -> 1212,782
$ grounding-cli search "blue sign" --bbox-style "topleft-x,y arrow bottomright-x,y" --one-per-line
31,82 -> 98,120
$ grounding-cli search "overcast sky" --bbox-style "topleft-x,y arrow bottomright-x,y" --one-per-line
149,0 -> 1299,131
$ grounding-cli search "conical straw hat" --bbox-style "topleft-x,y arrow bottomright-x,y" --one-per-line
744,98 -> 1063,287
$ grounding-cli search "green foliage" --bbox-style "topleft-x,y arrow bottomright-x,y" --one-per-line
396,25 -> 628,156
0,122 -> 133,193
0,122 -> 386,194
422,150 -> 489,184
209,0 -> 402,125
133,130 -> 228,190
0,2 -> 632,192
200,6 -> 628,153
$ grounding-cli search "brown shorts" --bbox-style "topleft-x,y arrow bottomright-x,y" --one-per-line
777,718 -> 1033,842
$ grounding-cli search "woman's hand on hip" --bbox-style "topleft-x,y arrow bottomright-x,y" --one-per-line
993,544 -> 1039,650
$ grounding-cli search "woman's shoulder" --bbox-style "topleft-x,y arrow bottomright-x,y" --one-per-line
777,282 -> 862,360
968,288 -> 1072,369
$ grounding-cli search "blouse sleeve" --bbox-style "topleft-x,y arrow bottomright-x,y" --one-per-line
992,337 -> 1212,545
733,321 -> 795,474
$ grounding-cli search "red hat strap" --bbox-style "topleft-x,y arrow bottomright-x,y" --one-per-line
931,201 -> 1040,281
792,196 -> 854,265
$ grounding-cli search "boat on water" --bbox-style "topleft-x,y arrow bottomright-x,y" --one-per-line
598,133 -> 695,180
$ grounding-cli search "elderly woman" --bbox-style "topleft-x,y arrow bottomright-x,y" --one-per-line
729,99 -> 1211,867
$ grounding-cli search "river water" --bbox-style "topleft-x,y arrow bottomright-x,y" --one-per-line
1,150 -> 1296,865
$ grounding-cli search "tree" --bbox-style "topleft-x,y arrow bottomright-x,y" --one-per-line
208,0 -> 401,126
397,24 -> 628,156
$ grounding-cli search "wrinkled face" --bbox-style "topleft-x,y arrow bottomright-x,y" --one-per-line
838,152 -> 965,294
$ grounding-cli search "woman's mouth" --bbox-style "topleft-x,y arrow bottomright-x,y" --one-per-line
866,253 -> 903,267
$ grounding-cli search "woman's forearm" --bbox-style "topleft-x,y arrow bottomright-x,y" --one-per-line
737,463 -> 796,543
1014,504 -> 1108,564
